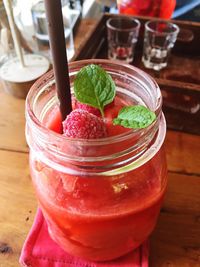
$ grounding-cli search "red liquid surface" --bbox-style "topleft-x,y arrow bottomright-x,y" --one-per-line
45,95 -> 131,137
117,0 -> 176,19
30,97 -> 167,261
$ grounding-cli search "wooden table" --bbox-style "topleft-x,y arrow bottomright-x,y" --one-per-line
0,19 -> 200,267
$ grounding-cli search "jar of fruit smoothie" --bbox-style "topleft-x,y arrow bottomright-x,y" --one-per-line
117,0 -> 176,19
25,59 -> 167,261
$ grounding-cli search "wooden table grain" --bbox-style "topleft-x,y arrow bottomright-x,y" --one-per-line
0,19 -> 200,267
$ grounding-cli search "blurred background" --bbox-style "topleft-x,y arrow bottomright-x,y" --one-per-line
0,0 -> 200,62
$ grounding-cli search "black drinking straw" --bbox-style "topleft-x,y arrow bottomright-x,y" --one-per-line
44,0 -> 72,121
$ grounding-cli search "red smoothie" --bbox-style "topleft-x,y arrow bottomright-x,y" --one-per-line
117,0 -> 176,19
30,96 -> 167,261
26,60 -> 167,261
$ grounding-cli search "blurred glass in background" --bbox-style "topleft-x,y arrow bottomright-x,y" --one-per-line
12,0 -> 79,60
117,0 -> 176,19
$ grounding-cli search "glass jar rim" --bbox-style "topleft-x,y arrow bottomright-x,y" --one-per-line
26,59 -> 162,147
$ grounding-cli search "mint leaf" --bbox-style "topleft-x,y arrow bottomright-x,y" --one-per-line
74,64 -> 115,116
113,105 -> 156,129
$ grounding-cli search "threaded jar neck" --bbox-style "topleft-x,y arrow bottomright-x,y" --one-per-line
26,59 -> 164,175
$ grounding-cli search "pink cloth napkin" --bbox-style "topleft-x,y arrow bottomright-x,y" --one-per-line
20,209 -> 149,267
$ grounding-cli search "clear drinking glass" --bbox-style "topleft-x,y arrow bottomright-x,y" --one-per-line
106,17 -> 140,63
13,0 -> 75,60
25,59 -> 167,261
142,20 -> 179,71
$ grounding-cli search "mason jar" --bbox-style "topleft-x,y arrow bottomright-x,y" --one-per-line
25,59 -> 167,261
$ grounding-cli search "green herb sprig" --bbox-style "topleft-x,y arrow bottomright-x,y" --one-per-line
74,64 -> 156,129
